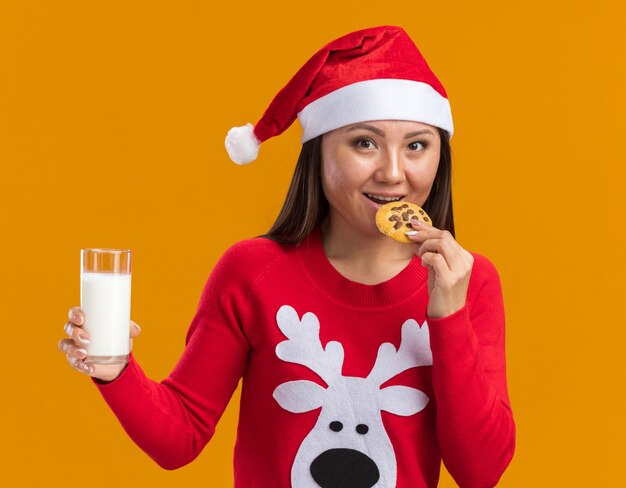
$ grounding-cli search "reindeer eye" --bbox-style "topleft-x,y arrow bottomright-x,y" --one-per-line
329,421 -> 343,432
356,424 -> 369,435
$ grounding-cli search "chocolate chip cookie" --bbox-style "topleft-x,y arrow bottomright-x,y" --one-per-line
375,201 -> 432,243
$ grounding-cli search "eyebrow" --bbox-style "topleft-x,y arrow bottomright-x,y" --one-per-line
345,123 -> 435,138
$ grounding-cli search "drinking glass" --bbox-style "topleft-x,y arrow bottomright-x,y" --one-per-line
80,249 -> 132,365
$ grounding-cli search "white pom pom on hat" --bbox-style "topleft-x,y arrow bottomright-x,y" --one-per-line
225,123 -> 260,165
224,25 -> 453,164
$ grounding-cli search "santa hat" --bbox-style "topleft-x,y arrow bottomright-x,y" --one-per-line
224,25 -> 453,165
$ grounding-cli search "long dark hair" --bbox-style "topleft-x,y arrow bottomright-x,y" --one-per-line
260,126 -> 454,245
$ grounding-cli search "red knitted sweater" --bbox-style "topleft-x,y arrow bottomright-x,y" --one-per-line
92,224 -> 515,487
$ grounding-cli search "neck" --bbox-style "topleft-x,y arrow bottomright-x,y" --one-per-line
320,214 -> 416,283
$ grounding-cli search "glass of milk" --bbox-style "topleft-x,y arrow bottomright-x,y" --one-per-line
80,248 -> 132,365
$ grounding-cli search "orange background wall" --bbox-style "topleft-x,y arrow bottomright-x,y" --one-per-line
2,1 -> 625,486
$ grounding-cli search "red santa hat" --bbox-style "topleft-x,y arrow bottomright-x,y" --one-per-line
224,25 -> 453,165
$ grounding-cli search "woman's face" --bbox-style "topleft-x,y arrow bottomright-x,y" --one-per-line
320,119 -> 441,238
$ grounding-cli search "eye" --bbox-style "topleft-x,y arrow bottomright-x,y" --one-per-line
356,424 -> 369,435
329,421 -> 343,432
408,140 -> 428,152
353,138 -> 376,150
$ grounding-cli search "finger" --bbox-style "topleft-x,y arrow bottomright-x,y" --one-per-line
58,338 -> 88,360
410,225 -> 467,267
417,236 -> 463,266
130,320 -> 141,338
63,320 -> 90,346
67,307 -> 84,326
63,320 -> 73,337
421,251 -> 450,275
67,354 -> 94,375
424,230 -> 469,272
411,218 -> 438,232
405,220 -> 446,242
415,238 -> 444,258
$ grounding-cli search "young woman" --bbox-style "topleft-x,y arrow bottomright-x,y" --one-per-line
59,25 -> 515,487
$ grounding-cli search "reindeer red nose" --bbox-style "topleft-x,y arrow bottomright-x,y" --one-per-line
310,448 -> 380,488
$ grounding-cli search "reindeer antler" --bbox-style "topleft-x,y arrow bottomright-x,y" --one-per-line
275,305 -> 344,387
367,319 -> 433,387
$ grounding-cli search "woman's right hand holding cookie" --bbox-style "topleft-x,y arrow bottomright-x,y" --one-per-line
58,307 -> 141,382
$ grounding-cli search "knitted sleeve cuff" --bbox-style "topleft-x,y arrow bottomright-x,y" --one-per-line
426,305 -> 478,360
90,353 -> 149,405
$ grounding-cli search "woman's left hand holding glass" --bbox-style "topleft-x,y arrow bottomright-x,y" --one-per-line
406,218 -> 474,318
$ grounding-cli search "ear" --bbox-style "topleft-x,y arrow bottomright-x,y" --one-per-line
273,380 -> 327,413
379,385 -> 429,416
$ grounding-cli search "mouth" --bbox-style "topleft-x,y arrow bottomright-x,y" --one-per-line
363,193 -> 406,205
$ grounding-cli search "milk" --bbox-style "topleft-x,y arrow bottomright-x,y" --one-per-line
80,272 -> 131,361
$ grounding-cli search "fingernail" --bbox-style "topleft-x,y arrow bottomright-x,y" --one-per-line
78,334 -> 90,344
133,323 -> 141,332
71,314 -> 83,325
76,348 -> 87,358
64,322 -> 73,337
404,231 -> 418,236
411,219 -> 423,226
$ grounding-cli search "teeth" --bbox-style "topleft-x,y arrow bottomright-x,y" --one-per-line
366,193 -> 403,202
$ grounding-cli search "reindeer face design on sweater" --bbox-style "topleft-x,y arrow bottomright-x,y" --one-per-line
272,305 -> 433,488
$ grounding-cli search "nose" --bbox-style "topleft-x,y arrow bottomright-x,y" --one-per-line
310,448 -> 380,488
375,150 -> 405,185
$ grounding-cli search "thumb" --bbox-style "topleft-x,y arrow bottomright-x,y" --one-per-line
130,320 -> 141,338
